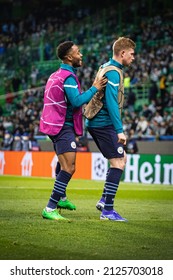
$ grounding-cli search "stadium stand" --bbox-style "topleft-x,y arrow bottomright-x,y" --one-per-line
0,0 -> 173,152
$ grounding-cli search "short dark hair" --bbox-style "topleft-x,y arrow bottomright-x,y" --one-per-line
56,41 -> 74,60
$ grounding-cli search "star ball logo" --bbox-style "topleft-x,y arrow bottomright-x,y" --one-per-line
94,157 -> 106,177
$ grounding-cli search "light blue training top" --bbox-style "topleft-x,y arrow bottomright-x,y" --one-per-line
60,63 -> 97,127
85,58 -> 124,134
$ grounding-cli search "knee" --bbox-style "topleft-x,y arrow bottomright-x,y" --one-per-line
121,157 -> 127,170
110,153 -> 127,170
121,153 -> 127,170
62,164 -> 76,175
69,164 -> 76,175
117,157 -> 126,170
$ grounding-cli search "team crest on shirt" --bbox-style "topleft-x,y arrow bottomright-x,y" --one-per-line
117,147 -> 124,154
71,141 -> 76,149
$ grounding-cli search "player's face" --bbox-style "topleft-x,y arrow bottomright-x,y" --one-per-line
68,45 -> 83,68
122,48 -> 135,66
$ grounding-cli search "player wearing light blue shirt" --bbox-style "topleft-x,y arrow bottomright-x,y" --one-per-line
85,58 -> 123,133
41,41 -> 107,221
61,63 -> 98,127
86,37 -> 136,222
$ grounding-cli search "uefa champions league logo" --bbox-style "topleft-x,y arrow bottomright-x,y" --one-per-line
94,157 -> 106,178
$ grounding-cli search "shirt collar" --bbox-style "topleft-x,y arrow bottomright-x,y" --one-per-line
110,58 -> 124,69
60,63 -> 77,74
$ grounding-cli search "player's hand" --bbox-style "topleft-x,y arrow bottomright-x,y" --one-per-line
117,132 -> 126,145
92,76 -> 107,91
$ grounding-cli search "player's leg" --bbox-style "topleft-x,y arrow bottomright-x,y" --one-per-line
88,126 -> 127,221
42,126 -> 77,220
56,152 -> 77,210
46,151 -> 76,209
87,126 -> 109,210
55,161 -> 61,176
96,168 -> 110,211
42,152 -> 76,220
101,153 -> 127,221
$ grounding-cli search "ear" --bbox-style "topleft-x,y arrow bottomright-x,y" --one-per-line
121,50 -> 125,57
66,54 -> 73,61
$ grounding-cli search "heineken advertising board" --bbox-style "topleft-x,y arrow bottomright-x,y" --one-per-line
123,154 -> 173,185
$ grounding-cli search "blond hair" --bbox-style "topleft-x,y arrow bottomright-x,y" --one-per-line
112,37 -> 136,55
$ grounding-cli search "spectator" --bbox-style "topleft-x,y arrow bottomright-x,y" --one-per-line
125,129 -> 138,154
163,91 -> 171,108
148,81 -> 158,102
126,88 -> 136,113
29,133 -> 41,151
159,121 -> 167,136
166,92 -> 173,108
2,116 -> 13,132
12,131 -> 22,151
159,74 -> 167,104
12,73 -> 21,92
155,97 -> 163,115
153,111 -> 163,124
124,72 -> 131,94
30,65 -> 39,87
21,132 -> 31,151
148,100 -> 157,116
0,2 -> 173,143
141,104 -> 153,120
1,130 -> 13,150
163,110 -> 171,123
165,113 -> 173,135
136,116 -> 148,135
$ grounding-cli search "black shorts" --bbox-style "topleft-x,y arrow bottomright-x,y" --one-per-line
87,125 -> 124,159
49,125 -> 77,155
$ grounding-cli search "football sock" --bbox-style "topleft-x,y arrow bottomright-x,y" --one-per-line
55,162 -> 61,176
101,168 -> 110,199
104,167 -> 123,211
46,170 -> 72,209
46,207 -> 55,212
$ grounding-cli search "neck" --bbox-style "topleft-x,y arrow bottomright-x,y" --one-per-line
112,55 -> 122,65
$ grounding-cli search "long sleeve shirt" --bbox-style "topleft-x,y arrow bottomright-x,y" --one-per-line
61,64 -> 97,126
85,58 -> 124,134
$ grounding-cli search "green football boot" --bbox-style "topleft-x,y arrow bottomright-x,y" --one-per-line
42,208 -> 68,220
57,198 -> 76,210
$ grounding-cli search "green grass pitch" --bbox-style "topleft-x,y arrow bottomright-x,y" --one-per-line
0,175 -> 173,260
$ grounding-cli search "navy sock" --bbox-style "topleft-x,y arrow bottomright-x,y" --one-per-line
101,168 -> 110,199
104,168 -> 123,211
55,162 -> 61,176
47,170 -> 72,209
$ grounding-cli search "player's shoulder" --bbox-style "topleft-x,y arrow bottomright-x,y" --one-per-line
101,61 -> 111,68
101,62 -> 120,77
64,74 -> 78,85
105,68 -> 120,82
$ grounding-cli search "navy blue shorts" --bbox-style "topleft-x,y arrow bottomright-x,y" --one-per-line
49,125 -> 77,155
87,125 -> 124,159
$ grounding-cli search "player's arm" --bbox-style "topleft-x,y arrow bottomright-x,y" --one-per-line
105,71 -> 127,145
64,76 -> 98,107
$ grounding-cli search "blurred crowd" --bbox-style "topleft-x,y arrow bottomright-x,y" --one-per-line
0,1 -> 173,151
